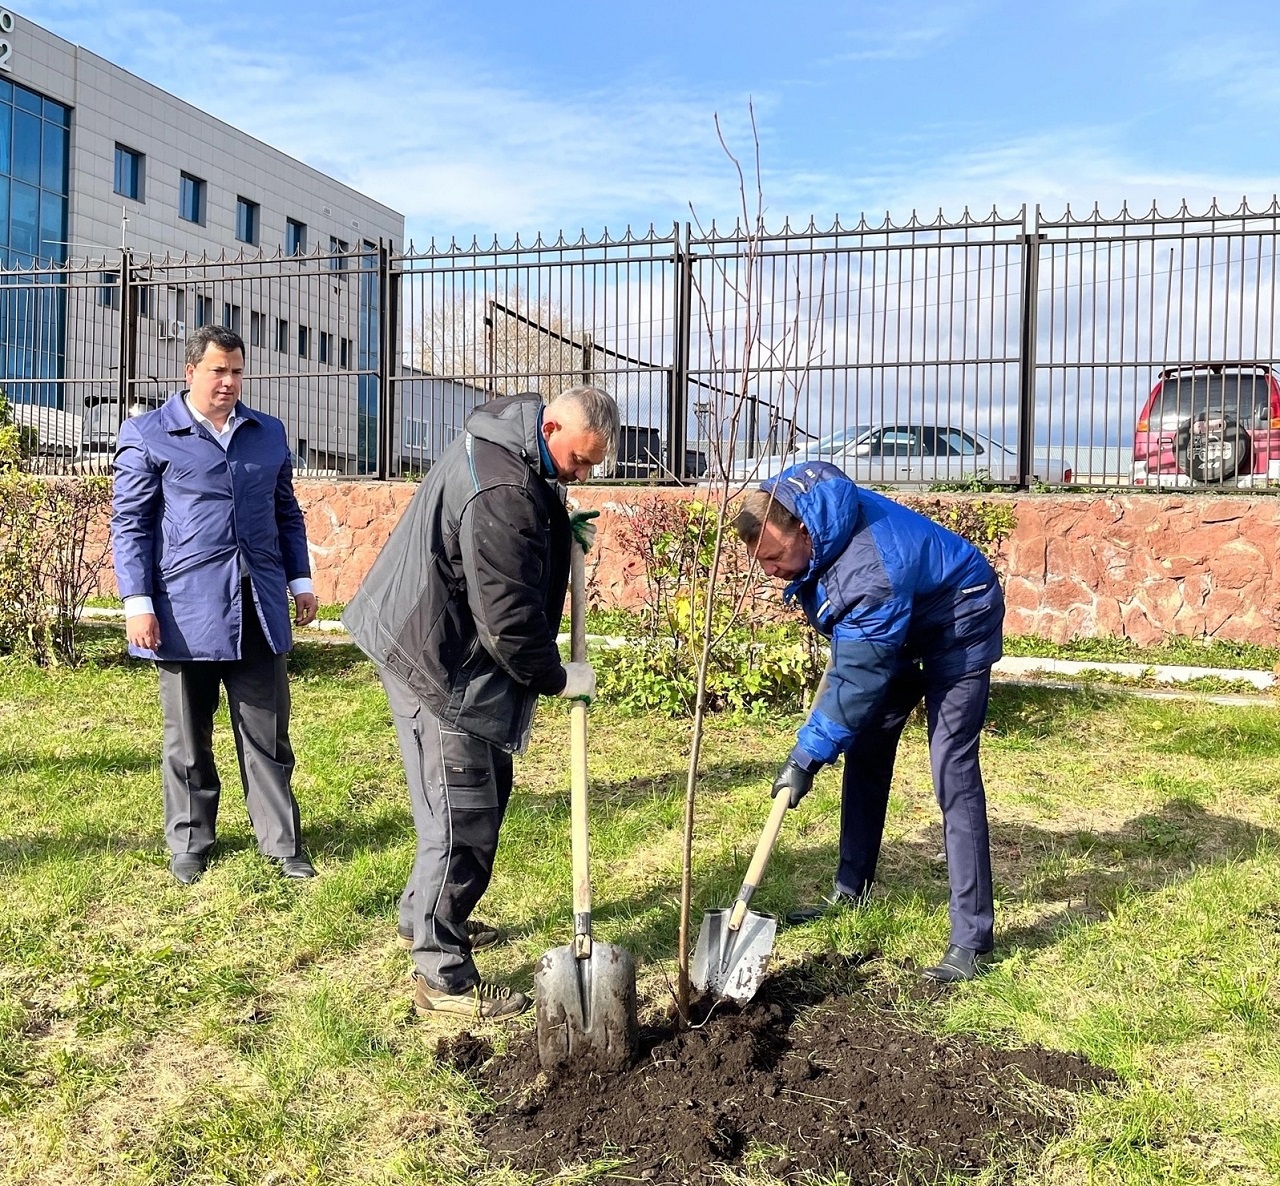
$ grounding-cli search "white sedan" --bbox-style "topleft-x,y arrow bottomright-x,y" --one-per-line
729,425 -> 1073,487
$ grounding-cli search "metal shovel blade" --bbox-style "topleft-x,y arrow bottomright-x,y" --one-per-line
691,907 -> 778,1002
534,940 -> 639,1073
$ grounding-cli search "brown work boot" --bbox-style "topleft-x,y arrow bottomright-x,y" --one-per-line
412,973 -> 530,1020
397,919 -> 505,952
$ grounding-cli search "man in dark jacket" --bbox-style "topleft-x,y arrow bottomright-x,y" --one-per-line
735,461 -> 1004,982
111,324 -> 318,886
343,386 -> 619,1019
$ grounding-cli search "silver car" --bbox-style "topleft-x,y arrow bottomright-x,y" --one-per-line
730,424 -> 1073,486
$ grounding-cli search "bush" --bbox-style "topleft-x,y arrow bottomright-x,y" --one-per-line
595,496 -> 826,717
898,496 -> 1017,568
0,473 -> 113,665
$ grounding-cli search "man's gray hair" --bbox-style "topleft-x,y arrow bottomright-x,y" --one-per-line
185,324 -> 246,368
547,386 -> 621,463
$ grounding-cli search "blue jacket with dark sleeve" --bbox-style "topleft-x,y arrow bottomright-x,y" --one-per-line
110,393 -> 311,662
762,462 -> 1004,770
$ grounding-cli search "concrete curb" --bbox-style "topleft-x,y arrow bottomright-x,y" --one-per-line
79,608 -> 1277,694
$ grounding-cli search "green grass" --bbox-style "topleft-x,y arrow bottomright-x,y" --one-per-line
2,636 -> 1279,1183
1004,633 -> 1279,672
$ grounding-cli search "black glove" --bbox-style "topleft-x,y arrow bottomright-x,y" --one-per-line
771,758 -> 815,808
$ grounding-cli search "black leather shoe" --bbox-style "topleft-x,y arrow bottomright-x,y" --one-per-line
269,854 -> 317,879
169,853 -> 207,885
920,944 -> 992,983
784,890 -> 866,926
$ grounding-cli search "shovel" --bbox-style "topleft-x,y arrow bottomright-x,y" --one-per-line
691,787 -> 792,1003
534,542 -> 639,1073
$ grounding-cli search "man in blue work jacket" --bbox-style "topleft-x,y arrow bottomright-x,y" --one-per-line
111,324 -> 318,886
734,461 -> 1003,982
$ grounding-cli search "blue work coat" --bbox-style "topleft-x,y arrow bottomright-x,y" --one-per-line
110,393 -> 311,662
761,462 -> 1004,770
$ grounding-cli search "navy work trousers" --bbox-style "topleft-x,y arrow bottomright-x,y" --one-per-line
836,663 -> 995,952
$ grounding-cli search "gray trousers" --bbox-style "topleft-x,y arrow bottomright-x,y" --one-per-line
157,586 -> 304,860
836,663 -> 995,952
380,669 -> 512,993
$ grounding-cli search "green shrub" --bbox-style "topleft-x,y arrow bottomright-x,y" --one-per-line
898,495 -> 1017,567
0,473 -> 113,664
596,496 -> 826,717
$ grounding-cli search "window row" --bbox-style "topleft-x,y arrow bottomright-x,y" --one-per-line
113,145 -> 354,262
95,278 -> 354,366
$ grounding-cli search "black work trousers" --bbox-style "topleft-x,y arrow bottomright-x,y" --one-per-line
379,668 -> 513,992
835,662 -> 995,952
156,583 -> 304,860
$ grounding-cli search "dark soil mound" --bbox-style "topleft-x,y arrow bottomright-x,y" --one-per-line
463,959 -> 1114,1183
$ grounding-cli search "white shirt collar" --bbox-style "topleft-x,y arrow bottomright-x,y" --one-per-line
185,394 -> 240,446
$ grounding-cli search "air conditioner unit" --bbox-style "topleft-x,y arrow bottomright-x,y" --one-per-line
158,318 -> 178,340
173,320 -> 187,340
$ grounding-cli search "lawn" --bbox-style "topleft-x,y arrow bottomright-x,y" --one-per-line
1,635 -> 1278,1184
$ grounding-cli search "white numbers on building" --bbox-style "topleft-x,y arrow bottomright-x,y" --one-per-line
0,9 -> 13,73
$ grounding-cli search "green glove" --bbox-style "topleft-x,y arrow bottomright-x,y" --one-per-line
569,508 -> 600,553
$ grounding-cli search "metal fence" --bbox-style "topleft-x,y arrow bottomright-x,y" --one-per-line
7,198 -> 1280,488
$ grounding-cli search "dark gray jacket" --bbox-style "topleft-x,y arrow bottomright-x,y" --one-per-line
343,395 -> 571,751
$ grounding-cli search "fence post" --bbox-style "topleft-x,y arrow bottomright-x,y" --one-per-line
1016,215 -> 1043,491
115,248 -> 138,440
669,223 -> 692,482
376,239 -> 393,480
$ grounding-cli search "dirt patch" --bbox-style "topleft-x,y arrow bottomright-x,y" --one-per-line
459,959 -> 1115,1183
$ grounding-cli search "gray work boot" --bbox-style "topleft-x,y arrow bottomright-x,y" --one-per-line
412,972 -> 530,1020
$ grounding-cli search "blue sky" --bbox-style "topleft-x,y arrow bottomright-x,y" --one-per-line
21,0 -> 1280,246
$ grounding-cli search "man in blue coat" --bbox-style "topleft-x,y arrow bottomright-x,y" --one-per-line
111,325 -> 318,885
734,461 -> 1004,982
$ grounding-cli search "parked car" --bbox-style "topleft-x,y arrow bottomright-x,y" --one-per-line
1131,362 -> 1280,487
78,391 -> 165,460
730,424 -> 1072,486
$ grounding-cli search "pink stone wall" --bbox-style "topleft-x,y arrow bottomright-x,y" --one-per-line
96,481 -> 1280,646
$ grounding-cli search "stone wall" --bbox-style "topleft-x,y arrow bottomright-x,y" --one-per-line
97,480 -> 1280,646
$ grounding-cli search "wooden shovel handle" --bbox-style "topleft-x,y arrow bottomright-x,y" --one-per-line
569,544 -> 592,956
727,788 -> 792,931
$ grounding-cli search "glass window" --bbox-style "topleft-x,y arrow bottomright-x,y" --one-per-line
42,123 -> 67,193
286,218 -> 307,256
13,87 -> 41,115
250,310 -> 263,347
222,303 -> 241,334
179,173 -> 205,224
870,429 -> 919,457
42,97 -> 70,127
39,191 -> 65,261
0,79 -> 11,103
0,106 -> 10,176
195,294 -> 212,328
137,286 -> 151,318
936,428 -> 980,456
275,318 -> 288,352
329,235 -> 348,271
0,177 -> 9,249
10,181 -> 38,254
318,331 -> 332,365
235,196 -> 258,245
12,108 -> 41,185
340,337 -> 351,368
297,324 -> 309,358
113,144 -> 143,201
98,272 -> 118,308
